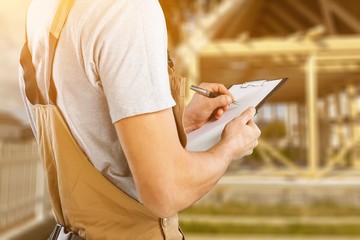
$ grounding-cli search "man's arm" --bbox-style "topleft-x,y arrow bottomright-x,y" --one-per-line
114,107 -> 260,218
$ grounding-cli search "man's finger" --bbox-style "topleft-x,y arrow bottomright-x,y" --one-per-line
213,85 -> 235,101
211,95 -> 232,109
200,83 -> 235,101
211,84 -> 230,95
214,108 -> 224,119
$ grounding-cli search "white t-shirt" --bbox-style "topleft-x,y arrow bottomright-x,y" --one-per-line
22,0 -> 175,200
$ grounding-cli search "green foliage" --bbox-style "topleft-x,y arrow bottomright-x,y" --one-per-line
260,121 -> 286,139
180,201 -> 360,235
181,201 -> 360,217
180,222 -> 360,236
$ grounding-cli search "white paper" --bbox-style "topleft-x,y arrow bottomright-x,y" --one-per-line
186,79 -> 284,151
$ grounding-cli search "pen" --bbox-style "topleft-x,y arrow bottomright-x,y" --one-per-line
190,85 -> 239,105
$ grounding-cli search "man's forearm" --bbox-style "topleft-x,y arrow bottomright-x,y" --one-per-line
115,109 -> 233,217
115,107 -> 259,218
156,147 -> 232,216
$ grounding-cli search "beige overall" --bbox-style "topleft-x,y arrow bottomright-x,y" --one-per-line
20,0 -> 187,239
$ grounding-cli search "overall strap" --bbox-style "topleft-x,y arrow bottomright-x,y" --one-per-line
50,0 -> 76,39
20,42 -> 45,105
20,10 -> 45,105
47,0 -> 76,104
20,0 -> 75,105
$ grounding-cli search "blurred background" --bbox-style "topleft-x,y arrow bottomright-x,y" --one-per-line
1,0 -> 360,239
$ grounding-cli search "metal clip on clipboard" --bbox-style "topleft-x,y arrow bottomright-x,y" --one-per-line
240,80 -> 267,88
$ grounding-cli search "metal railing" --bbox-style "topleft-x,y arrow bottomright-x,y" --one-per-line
0,140 -> 51,233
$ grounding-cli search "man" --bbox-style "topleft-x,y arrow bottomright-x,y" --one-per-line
20,0 -> 260,239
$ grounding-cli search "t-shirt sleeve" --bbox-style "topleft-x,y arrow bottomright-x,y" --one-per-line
96,0 -> 175,123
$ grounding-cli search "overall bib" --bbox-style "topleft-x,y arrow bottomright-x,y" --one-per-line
19,0 -> 187,239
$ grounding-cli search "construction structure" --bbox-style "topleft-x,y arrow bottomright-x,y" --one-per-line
161,0 -> 360,178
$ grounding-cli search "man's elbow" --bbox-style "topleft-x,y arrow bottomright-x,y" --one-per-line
138,186 -> 185,218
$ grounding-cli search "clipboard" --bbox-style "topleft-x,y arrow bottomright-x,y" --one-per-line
186,78 -> 288,151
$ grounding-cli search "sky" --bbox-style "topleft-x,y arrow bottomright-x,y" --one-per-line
0,0 -> 32,123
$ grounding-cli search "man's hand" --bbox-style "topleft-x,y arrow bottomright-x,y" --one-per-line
184,83 -> 235,133
212,107 -> 261,161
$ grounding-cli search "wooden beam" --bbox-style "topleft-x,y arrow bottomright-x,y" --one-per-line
268,3 -> 304,31
319,0 -> 336,34
285,103 -> 297,149
346,84 -> 360,168
201,36 -> 360,56
304,25 -> 326,41
334,92 -> 346,165
320,96 -> 332,163
174,0 -> 251,74
257,143 -> 276,168
258,139 -> 304,174
298,104 -> 307,160
264,15 -> 289,34
330,0 -> 360,33
306,54 -> 320,177
285,0 -> 321,25
255,19 -> 280,36
254,25 -> 272,37
201,62 -> 360,75
319,137 -> 358,177
219,0 -> 263,38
